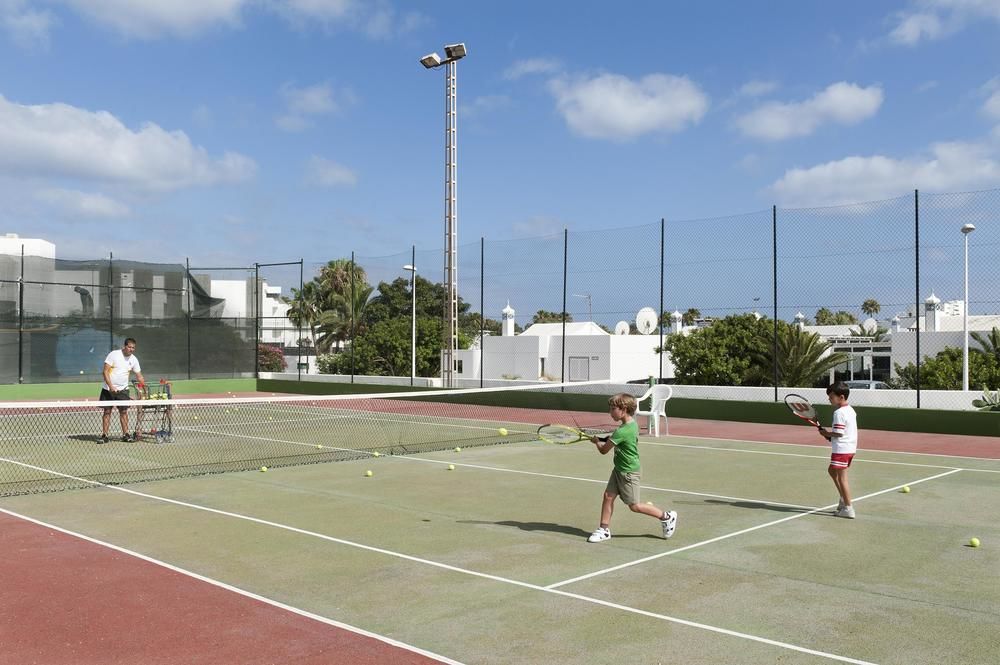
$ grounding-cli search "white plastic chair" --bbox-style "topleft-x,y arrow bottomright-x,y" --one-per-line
635,385 -> 672,436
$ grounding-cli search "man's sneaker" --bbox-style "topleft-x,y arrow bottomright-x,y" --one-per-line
587,527 -> 611,543
661,511 -> 678,539
121,434 -> 134,443
836,505 -> 856,519
98,435 -> 109,444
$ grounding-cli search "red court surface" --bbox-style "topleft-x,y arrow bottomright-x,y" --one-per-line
0,512 -> 446,665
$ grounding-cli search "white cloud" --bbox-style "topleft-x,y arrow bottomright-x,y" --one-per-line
306,156 -> 357,187
737,80 -> 779,98
888,1 -> 1000,46
770,141 -> 1000,206
504,58 -> 561,81
0,94 -> 256,191
916,80 -> 939,93
35,188 -> 131,218
276,81 -> 355,132
1,0 -> 54,49
61,0 -> 246,38
984,90 -> 1000,121
548,72 -> 709,141
735,82 -> 883,141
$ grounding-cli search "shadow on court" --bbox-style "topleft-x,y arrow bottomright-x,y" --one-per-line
702,498 -> 818,514
458,520 -> 665,539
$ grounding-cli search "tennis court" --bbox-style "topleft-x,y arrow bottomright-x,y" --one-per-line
1,385 -> 997,664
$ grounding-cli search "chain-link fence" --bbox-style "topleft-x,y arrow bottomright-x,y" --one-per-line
4,189 -> 1000,406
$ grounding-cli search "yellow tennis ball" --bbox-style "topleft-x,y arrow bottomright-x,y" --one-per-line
970,537 -> 981,548
901,486 -> 911,493
315,444 -> 323,449
447,464 -> 455,471
454,446 -> 462,453
260,466 -> 267,472
79,370 -> 84,374
365,470 -> 373,477
498,428 -> 508,437
373,451 -> 381,457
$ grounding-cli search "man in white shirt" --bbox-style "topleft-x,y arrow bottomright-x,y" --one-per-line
99,338 -> 145,443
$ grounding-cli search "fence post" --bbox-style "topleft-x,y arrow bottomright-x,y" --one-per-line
773,205 -> 778,401
480,237 -> 485,388
350,251 -> 356,384
659,218 -> 665,383
17,245 -> 24,383
915,189 -> 921,408
561,228 -> 568,386
185,258 -> 192,380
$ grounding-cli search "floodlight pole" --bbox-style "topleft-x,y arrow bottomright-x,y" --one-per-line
961,223 -> 975,392
421,43 -> 466,388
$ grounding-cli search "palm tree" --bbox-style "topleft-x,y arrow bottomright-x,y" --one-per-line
760,326 -> 849,387
861,299 -> 881,318
682,308 -> 701,326
284,281 -> 322,345
971,327 -> 1000,359
318,259 -> 367,300
316,285 -> 374,352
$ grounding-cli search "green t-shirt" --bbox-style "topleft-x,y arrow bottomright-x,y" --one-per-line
610,420 -> 640,472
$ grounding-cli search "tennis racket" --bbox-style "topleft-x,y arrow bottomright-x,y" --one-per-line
783,393 -> 822,429
536,424 -> 609,445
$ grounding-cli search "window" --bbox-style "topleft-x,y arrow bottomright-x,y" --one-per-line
454,359 -> 464,374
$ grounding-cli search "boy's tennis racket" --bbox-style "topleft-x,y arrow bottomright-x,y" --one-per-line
783,393 -> 822,429
537,424 -> 609,445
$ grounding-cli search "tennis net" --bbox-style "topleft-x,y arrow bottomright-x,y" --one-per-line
0,381 -> 618,496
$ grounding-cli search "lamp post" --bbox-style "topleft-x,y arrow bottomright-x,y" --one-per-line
420,42 -> 466,387
961,223 -> 976,392
403,256 -> 417,386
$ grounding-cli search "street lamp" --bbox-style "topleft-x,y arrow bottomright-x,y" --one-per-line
961,223 -> 976,392
403,257 -> 417,386
420,42 -> 467,387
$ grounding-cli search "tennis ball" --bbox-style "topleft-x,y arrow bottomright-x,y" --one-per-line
448,464 -> 455,471
454,446 -> 462,453
498,428 -> 508,437
315,444 -> 323,449
79,370 -> 84,374
970,537 -> 981,548
365,470 -> 373,477
373,451 -> 381,457
260,466 -> 267,472
901,486 -> 911,493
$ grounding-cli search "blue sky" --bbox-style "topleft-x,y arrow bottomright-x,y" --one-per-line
1,0 -> 999,299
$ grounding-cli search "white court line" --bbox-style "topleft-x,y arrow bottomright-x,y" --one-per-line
640,440 -> 964,470
0,505 -> 464,665
546,469 -> 963,590
399,455 -> 819,511
0,457 -> 880,665
650,431 -> 1000,465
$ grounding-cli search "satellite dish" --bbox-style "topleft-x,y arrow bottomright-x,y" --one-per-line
862,318 -> 878,334
635,307 -> 657,335
614,321 -> 630,335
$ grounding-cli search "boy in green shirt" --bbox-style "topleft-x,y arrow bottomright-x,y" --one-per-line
587,392 -> 677,543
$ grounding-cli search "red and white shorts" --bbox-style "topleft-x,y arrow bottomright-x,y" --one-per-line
829,453 -> 855,469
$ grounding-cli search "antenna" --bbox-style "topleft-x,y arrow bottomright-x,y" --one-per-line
572,293 -> 592,321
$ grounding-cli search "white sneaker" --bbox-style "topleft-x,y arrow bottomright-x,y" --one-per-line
587,527 -> 611,543
661,511 -> 678,539
836,505 -> 856,519
837,498 -> 845,512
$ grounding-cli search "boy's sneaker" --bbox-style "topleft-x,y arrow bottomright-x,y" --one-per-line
661,511 -> 678,539
98,435 -> 109,444
836,505 -> 856,519
587,527 -> 611,543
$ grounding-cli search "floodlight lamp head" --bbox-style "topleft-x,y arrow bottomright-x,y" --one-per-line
961,223 -> 976,234
444,43 -> 467,59
420,53 -> 442,68
403,264 -> 416,272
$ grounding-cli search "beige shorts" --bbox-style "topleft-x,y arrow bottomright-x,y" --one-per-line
606,469 -> 641,506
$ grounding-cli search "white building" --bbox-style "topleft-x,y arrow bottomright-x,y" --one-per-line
451,302 -> 675,383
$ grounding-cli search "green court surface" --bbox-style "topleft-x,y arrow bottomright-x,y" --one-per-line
1,432 -> 997,664
0,378 -> 257,401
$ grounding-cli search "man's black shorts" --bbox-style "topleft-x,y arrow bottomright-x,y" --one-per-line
99,388 -> 131,409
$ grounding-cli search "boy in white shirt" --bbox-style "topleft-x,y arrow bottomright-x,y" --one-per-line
99,338 -> 145,443
818,381 -> 858,519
